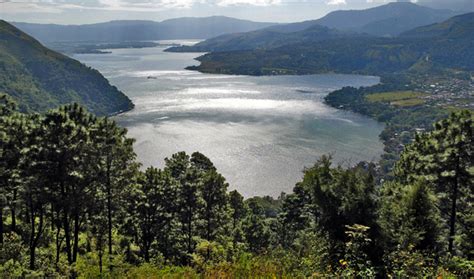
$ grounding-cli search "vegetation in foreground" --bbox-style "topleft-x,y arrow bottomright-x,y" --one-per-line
0,93 -> 473,277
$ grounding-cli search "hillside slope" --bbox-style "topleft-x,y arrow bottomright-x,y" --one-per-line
166,25 -> 360,53
0,20 -> 133,115
315,2 -> 458,36
187,13 -> 474,76
400,12 -> 474,39
168,2 -> 458,53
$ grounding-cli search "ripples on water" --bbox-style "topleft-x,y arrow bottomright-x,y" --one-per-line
74,43 -> 384,197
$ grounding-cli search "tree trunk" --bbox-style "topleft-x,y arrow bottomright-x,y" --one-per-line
448,177 -> 459,254
73,213 -> 80,262
207,209 -> 211,241
99,251 -> 103,274
29,207 -> 44,270
29,200 -> 36,270
188,213 -> 192,255
11,189 -> 16,233
164,221 -> 170,261
63,210 -> 72,264
55,222 -> 61,264
29,224 -> 36,270
61,179 -> 72,264
0,207 -> 3,244
144,241 -> 150,262
107,164 -> 113,267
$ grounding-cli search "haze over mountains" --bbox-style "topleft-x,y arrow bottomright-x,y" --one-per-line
12,17 -> 276,43
1,1 -> 472,115
169,2 -> 462,53
314,2 -> 458,36
168,25 -> 362,53
0,20 -> 133,115
187,12 -> 474,76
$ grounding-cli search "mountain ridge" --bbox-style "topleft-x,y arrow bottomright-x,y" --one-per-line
166,24 -> 362,53
168,2 -> 460,53
185,12 -> 474,76
315,2 -> 457,36
12,17 -> 277,43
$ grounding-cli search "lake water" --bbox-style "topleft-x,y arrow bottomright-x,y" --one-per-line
74,42 -> 384,197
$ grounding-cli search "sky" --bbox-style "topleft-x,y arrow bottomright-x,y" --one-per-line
0,0 -> 473,24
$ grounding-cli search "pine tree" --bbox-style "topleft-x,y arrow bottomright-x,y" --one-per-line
90,117 -> 137,267
199,170 -> 229,242
396,111 -> 473,254
229,190 -> 246,251
243,199 -> 270,253
379,181 -> 441,252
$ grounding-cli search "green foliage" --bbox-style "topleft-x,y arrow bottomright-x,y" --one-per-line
324,76 -> 451,175
337,224 -> 376,278
384,246 -> 439,278
0,101 -> 471,277
379,181 -> 442,252
296,157 -> 380,264
366,90 -> 427,107
188,13 -> 474,76
168,24 -> 354,53
242,200 -> 271,254
396,110 -> 473,255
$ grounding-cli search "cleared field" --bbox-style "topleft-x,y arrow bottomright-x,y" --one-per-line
391,98 -> 426,107
366,91 -> 428,107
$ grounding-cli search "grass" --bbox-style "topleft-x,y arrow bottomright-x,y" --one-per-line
391,98 -> 426,107
366,91 -> 428,107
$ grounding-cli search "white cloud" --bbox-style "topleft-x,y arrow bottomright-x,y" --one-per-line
326,0 -> 346,5
366,0 -> 416,2
0,1 -> 64,13
0,0 -> 283,13
216,0 -> 281,6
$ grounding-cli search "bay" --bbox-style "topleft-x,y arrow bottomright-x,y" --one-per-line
74,41 -> 384,197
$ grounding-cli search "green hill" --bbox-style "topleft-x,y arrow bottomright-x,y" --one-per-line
187,13 -> 474,76
400,12 -> 474,39
0,20 -> 133,115
166,24 -> 360,53
168,2 -> 459,53
314,2 -> 457,36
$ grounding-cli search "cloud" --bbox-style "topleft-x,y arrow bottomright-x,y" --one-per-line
0,0 -> 283,13
217,0 -> 281,6
327,0 -> 346,5
0,1 -> 65,13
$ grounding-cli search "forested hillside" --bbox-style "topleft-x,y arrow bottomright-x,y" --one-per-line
0,20 -> 133,115
314,2 -> 457,36
186,13 -> 474,76
166,24 -> 360,53
168,2 -> 459,53
400,12 -> 474,39
0,93 -> 472,277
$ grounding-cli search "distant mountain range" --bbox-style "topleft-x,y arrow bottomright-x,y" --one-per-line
400,11 -> 474,39
12,17 -> 276,43
0,20 -> 133,115
186,12 -> 474,76
1,3 -> 471,114
314,2 -> 458,37
169,2 -> 461,53
167,25 -> 363,53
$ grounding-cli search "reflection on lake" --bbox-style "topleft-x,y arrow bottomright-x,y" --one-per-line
74,42 -> 384,197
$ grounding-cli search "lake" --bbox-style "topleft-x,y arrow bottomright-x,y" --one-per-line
74,42 -> 384,197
